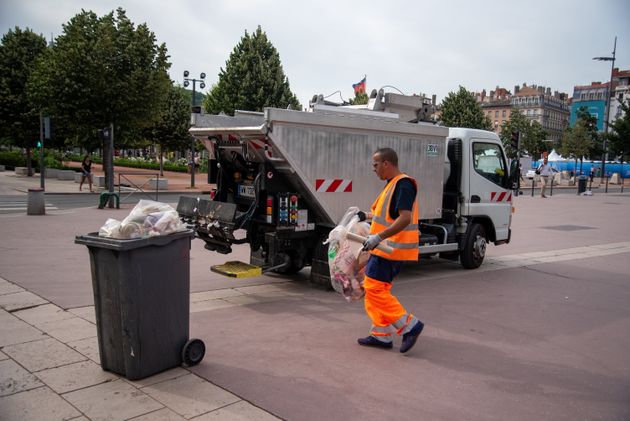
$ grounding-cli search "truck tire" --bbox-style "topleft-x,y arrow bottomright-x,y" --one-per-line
460,223 -> 486,269
283,251 -> 305,273
310,234 -> 332,289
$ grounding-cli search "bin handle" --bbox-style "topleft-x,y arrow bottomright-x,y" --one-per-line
346,232 -> 394,254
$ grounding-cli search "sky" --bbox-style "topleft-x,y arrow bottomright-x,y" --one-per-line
2,0 -> 629,108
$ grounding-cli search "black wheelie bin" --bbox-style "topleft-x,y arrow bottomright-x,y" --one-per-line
75,230 -> 205,380
578,175 -> 588,194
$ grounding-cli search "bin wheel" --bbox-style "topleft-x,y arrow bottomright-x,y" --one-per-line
182,339 -> 205,366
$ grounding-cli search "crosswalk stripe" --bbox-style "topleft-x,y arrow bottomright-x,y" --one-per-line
0,208 -> 59,211
0,205 -> 58,211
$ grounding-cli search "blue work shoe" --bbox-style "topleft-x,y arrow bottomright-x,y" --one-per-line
400,321 -> 424,353
357,336 -> 393,349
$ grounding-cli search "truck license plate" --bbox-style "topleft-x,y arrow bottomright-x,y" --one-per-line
238,184 -> 255,198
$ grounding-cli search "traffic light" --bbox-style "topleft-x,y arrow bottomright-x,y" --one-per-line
510,131 -> 520,150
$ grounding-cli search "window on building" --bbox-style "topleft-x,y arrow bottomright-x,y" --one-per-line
495,111 -> 499,117
502,110 -> 506,117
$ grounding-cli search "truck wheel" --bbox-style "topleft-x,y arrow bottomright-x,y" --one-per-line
310,234 -> 333,289
271,252 -> 304,274
284,252 -> 305,273
460,223 -> 486,269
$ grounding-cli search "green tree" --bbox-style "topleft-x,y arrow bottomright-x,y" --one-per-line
147,85 -> 191,175
607,99 -> 630,163
0,27 -> 47,175
558,120 -> 593,173
499,109 -> 547,159
349,91 -> 368,105
575,106 -> 601,160
27,8 -> 171,185
203,26 -> 301,115
439,86 -> 493,131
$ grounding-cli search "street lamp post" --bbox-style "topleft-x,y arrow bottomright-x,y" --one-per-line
593,36 -> 617,182
183,70 -> 206,188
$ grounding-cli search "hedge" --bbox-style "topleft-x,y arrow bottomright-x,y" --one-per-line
1,150 -> 194,174
68,155 -> 192,173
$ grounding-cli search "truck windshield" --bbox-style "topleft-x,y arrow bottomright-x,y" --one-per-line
473,142 -> 507,187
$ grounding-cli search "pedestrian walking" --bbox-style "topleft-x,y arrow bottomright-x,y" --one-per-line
79,155 -> 94,192
537,157 -> 555,198
357,147 -> 424,353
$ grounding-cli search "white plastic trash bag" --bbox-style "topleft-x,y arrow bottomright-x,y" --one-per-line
325,207 -> 370,302
98,200 -> 187,239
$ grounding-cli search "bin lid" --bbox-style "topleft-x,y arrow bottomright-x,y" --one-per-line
75,230 -> 194,251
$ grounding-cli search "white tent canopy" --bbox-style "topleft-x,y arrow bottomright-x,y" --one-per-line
546,149 -> 564,161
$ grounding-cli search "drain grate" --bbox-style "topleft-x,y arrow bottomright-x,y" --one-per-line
542,225 -> 595,231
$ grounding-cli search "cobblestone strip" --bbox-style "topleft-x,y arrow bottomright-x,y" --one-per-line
0,276 -> 280,421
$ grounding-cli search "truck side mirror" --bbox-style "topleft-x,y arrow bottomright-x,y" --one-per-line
508,160 -> 519,189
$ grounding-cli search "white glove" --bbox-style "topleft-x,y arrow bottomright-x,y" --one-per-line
363,234 -> 382,251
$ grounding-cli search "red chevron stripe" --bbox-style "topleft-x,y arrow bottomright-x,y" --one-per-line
327,179 -> 342,192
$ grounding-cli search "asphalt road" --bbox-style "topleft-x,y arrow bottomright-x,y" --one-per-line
1,187 -> 629,420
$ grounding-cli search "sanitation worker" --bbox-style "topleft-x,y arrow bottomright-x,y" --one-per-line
357,147 -> 424,353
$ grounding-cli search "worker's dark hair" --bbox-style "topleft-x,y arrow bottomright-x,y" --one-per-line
375,147 -> 398,167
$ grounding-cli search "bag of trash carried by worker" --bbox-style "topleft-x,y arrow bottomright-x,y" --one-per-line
325,207 -> 370,302
98,200 -> 186,239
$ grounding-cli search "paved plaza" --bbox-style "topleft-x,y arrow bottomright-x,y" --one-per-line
0,168 -> 629,420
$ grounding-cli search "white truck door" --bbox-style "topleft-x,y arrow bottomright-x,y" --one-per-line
467,140 -> 511,241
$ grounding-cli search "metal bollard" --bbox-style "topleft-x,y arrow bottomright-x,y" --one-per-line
550,177 -> 554,196
605,176 -> 609,193
531,178 -> 535,197
27,188 -> 45,215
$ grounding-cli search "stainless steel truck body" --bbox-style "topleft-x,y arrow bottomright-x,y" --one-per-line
184,100 -> 516,286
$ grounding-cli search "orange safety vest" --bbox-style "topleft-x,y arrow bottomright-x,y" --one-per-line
369,173 -> 419,261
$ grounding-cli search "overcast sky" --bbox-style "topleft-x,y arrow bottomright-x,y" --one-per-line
2,0 -> 629,108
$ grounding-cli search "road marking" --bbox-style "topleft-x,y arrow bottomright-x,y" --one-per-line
0,205 -> 58,211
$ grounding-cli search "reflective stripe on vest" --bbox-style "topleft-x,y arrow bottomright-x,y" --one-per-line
369,174 -> 419,261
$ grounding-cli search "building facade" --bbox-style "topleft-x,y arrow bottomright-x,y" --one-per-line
569,82 -> 608,130
610,68 -> 630,123
476,87 -> 512,134
511,84 -> 570,142
569,68 -> 630,133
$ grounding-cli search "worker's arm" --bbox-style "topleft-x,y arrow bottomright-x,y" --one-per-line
363,209 -> 412,250
378,209 -> 412,240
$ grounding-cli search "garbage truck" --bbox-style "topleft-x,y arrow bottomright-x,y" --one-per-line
180,92 -> 517,286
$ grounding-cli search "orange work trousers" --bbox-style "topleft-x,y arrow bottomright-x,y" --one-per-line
363,275 -> 409,330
